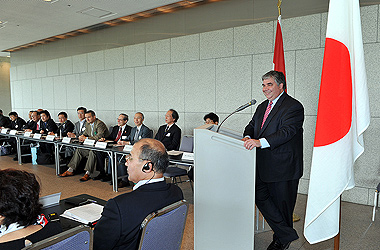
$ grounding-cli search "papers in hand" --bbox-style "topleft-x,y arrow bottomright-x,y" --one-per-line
60,203 -> 104,224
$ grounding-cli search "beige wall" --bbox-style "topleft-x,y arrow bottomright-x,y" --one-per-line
0,57 -> 11,114
7,1 -> 380,207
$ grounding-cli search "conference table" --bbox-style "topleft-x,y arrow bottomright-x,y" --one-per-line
0,129 -> 194,192
41,194 -> 106,231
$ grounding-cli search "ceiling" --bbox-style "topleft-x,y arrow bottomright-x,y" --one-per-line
1,0 -> 379,57
0,0 -> 183,56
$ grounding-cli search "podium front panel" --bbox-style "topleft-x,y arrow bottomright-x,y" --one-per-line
194,129 -> 256,250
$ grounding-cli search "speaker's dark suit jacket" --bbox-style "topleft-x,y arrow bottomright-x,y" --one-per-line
40,119 -> 58,134
154,123 -> 181,151
58,120 -> 75,137
127,124 -> 153,145
10,117 -> 26,131
93,181 -> 183,250
244,92 -> 304,182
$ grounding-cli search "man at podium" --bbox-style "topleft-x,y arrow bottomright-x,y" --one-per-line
243,70 -> 304,250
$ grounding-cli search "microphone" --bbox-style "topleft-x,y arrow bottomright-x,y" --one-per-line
216,99 -> 257,133
234,99 -> 257,112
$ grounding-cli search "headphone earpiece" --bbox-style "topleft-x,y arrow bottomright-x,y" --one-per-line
142,162 -> 151,172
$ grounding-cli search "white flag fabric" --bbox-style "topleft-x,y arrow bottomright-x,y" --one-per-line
304,0 -> 370,244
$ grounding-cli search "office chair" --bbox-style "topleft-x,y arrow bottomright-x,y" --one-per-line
138,200 -> 188,250
164,135 -> 193,191
22,225 -> 93,250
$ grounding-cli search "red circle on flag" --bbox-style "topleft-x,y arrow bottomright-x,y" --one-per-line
314,38 -> 352,147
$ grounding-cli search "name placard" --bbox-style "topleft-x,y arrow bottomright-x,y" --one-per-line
33,133 -> 42,139
95,141 -> 108,149
123,145 -> 133,152
182,152 -> 194,161
24,131 -> 32,137
9,130 -> 17,135
62,137 -> 71,144
83,138 -> 95,146
0,128 -> 8,134
46,135 -> 55,141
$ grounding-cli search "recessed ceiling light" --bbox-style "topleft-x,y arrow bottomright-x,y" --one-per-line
44,0 -> 59,3
78,7 -> 116,19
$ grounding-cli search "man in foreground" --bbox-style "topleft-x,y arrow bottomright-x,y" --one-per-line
243,71 -> 304,250
93,138 -> 183,250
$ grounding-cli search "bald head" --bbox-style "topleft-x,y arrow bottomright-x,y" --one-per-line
135,138 -> 169,174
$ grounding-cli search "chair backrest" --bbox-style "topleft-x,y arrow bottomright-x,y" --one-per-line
22,225 -> 93,250
179,135 -> 193,153
138,200 -> 188,250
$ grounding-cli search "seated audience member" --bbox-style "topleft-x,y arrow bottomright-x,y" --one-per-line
67,107 -> 87,138
93,138 -> 184,250
38,110 -> 58,156
154,109 -> 181,151
203,112 -> 219,125
57,112 -> 74,137
24,111 -> 42,133
0,110 -> 11,128
115,112 -> 153,188
6,112 -> 26,154
0,169 -> 62,249
123,112 -> 153,145
65,107 -> 87,158
9,112 -> 26,131
39,110 -> 58,135
59,110 -> 110,182
22,111 -> 34,130
94,114 -> 132,182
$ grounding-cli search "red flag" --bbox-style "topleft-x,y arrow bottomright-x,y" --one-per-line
273,15 -> 286,81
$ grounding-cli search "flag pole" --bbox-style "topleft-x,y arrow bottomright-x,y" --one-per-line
333,197 -> 342,250
277,0 -> 282,16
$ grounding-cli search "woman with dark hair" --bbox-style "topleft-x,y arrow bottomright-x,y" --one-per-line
0,169 -> 62,249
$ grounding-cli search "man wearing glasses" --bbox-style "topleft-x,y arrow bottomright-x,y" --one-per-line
93,138 -> 183,250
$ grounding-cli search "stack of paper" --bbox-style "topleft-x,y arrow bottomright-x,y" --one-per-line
60,203 -> 104,224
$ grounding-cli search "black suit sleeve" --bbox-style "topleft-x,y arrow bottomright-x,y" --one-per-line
106,126 -> 118,140
60,121 -> 75,137
93,199 -> 122,250
44,119 -> 58,134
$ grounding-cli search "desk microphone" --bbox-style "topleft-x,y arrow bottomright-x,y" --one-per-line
216,99 -> 256,133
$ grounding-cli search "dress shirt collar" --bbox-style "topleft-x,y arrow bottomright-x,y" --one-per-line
119,124 -> 126,133
166,123 -> 174,130
133,177 -> 165,191
269,90 -> 284,108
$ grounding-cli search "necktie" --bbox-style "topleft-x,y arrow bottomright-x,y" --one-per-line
261,101 -> 273,129
37,123 -> 39,130
165,125 -> 169,133
134,128 -> 139,142
91,124 -> 94,136
115,127 -> 122,141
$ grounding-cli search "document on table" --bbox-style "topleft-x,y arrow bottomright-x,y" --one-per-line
60,203 -> 104,224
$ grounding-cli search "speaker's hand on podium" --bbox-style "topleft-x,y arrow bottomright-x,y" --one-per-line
244,139 -> 261,150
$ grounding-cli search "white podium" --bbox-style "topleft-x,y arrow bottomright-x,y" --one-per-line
194,125 -> 256,250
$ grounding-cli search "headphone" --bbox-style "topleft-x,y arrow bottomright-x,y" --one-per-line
142,162 -> 152,172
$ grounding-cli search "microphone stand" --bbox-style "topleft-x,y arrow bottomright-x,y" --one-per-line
216,99 -> 256,133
